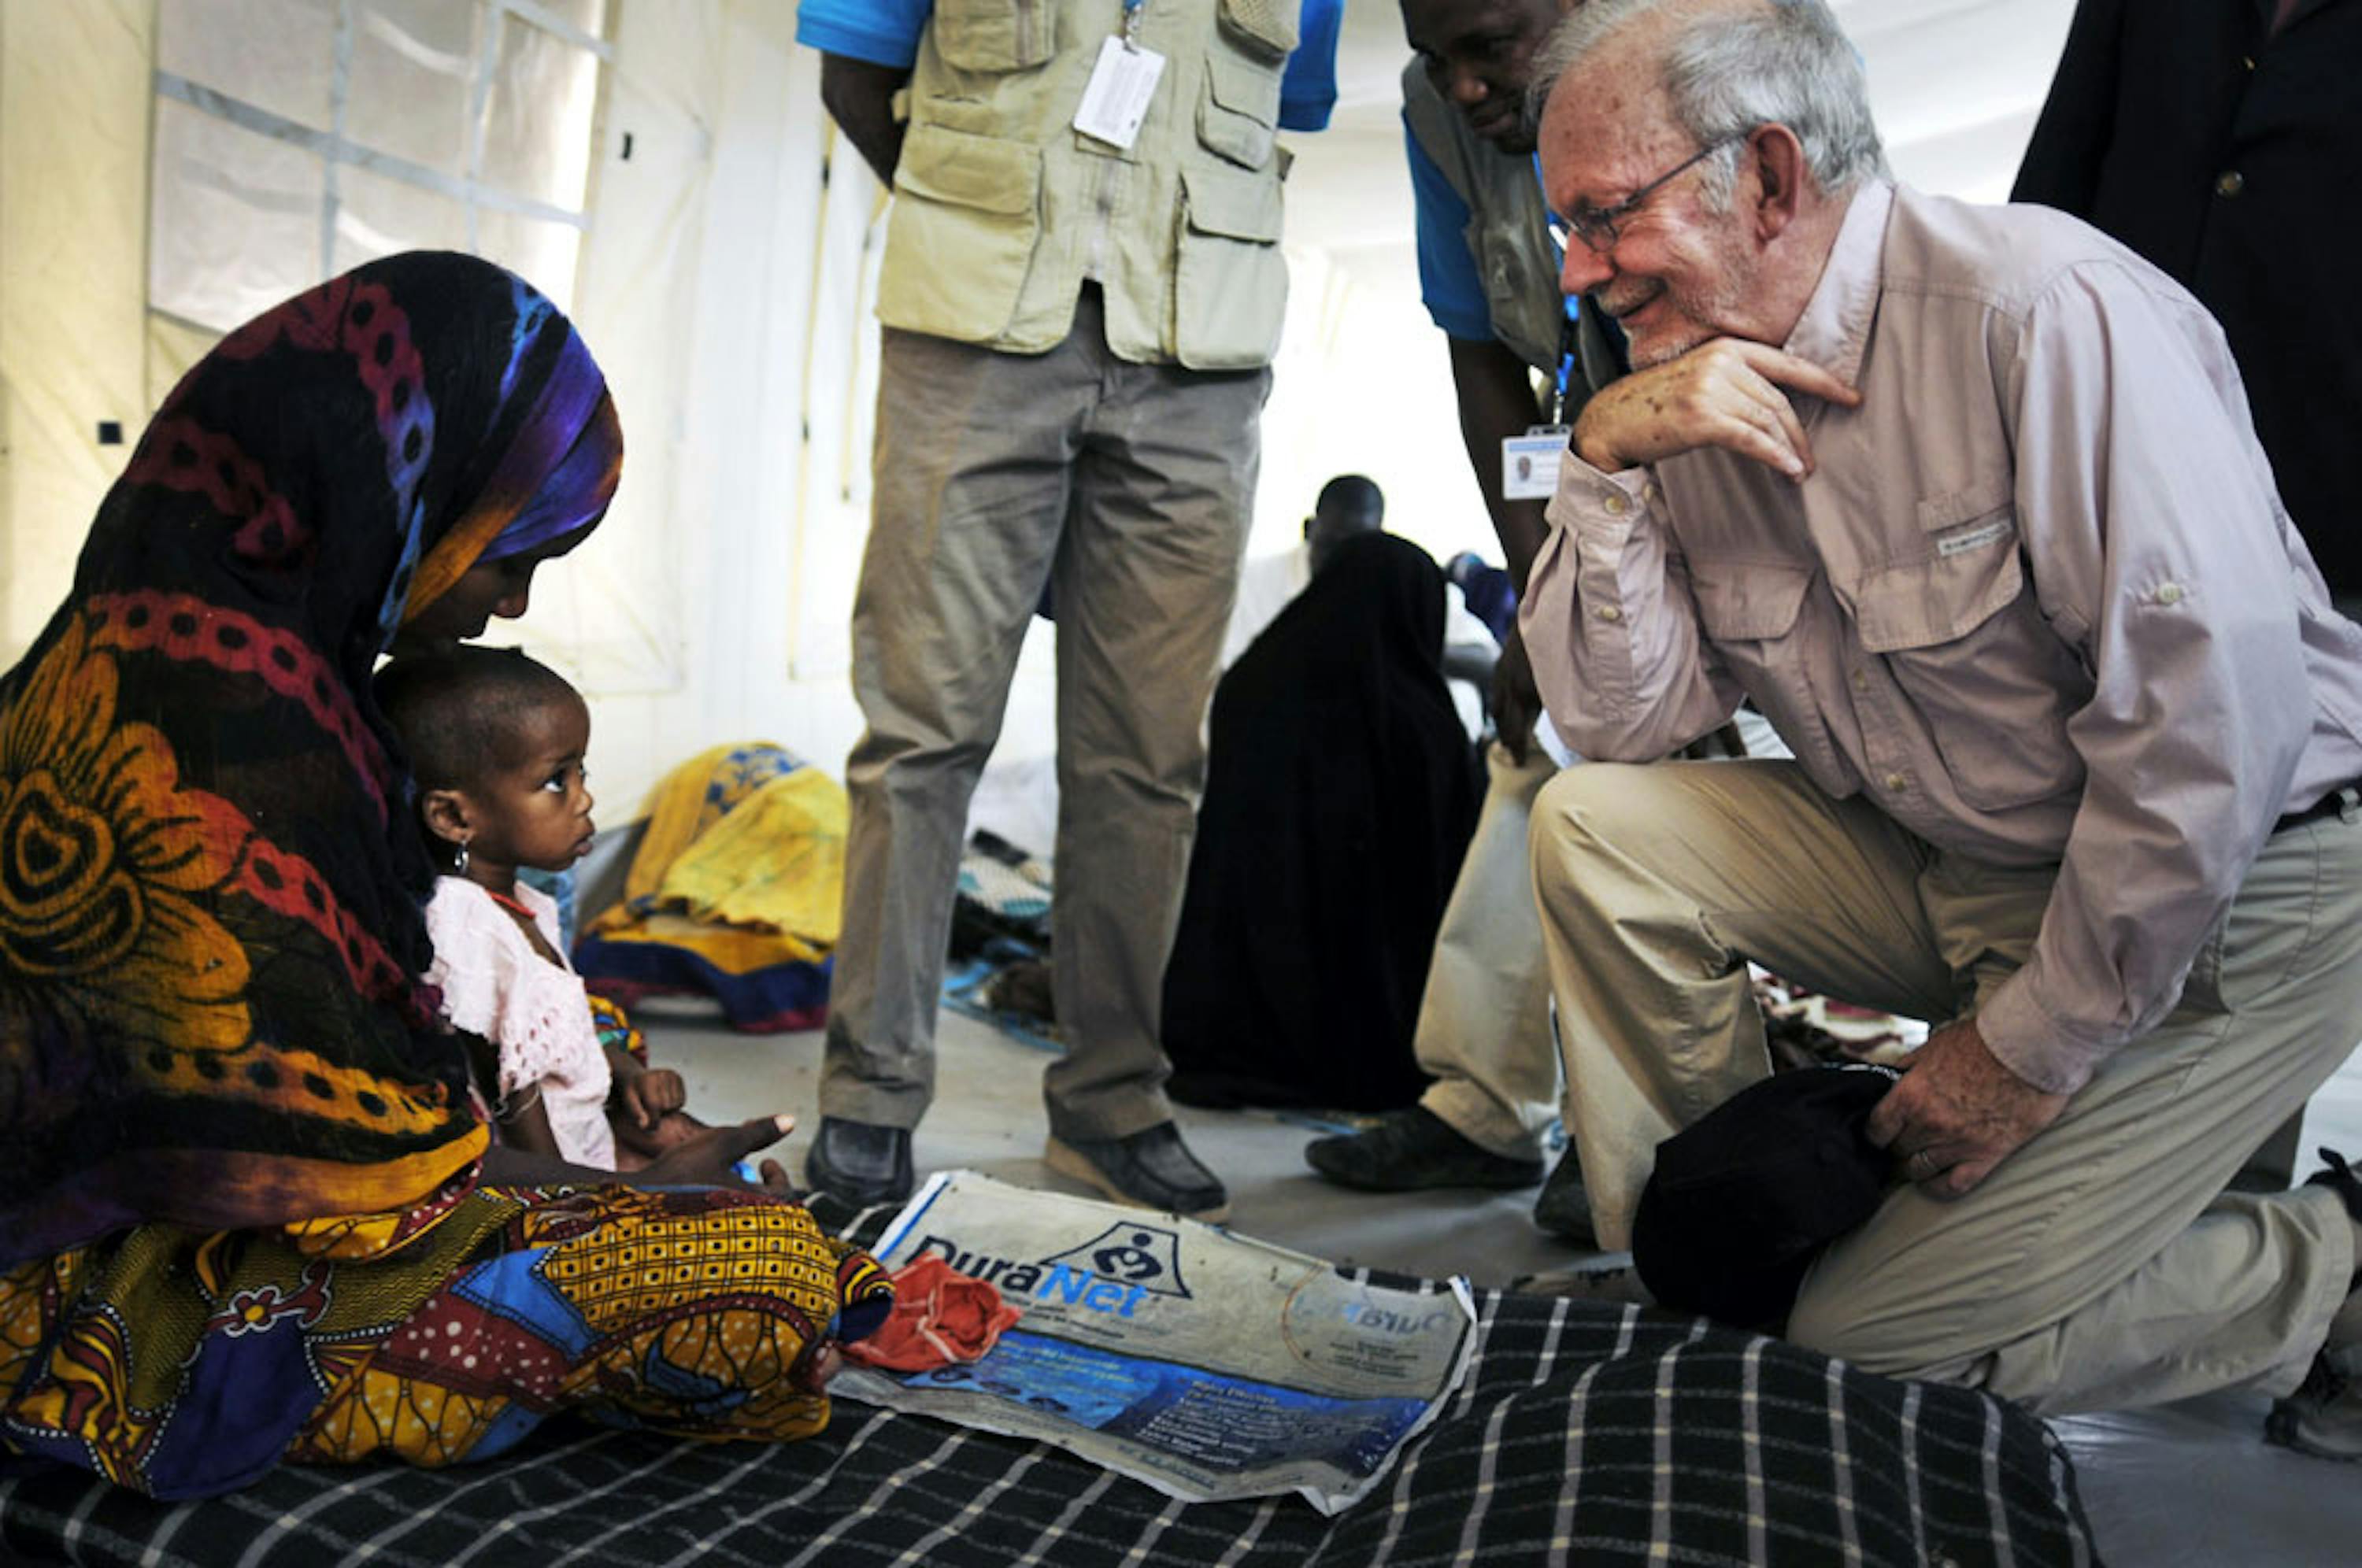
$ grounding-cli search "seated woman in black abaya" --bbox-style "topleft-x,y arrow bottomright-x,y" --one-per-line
1162,531 -> 1482,1112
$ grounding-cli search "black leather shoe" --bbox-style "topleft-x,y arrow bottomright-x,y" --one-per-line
804,1117 -> 915,1210
1046,1122 -> 1230,1222
2266,1350 -> 2362,1462
1531,1144 -> 1598,1247
1304,1106 -> 1543,1192
2307,1148 -> 2362,1225
2263,1148 -> 2362,1461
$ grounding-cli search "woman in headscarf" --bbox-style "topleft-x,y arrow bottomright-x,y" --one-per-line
0,253 -> 887,1499
1161,531 -> 1483,1111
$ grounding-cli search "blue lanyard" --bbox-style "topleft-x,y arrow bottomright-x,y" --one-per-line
1535,151 -> 1579,426
1553,316 -> 1577,427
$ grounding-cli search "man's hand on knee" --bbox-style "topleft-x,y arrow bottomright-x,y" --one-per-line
1866,1018 -> 2068,1199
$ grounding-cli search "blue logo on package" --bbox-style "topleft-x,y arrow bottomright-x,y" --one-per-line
914,1220 -> 1194,1318
1039,1222 -> 1191,1299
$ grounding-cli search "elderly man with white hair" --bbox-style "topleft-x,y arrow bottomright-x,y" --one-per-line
1518,0 -> 2362,1451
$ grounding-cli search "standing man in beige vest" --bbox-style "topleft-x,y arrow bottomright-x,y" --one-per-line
794,1 -> 1345,1219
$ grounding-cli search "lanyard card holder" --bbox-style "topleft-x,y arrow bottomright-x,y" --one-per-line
1502,425 -> 1571,501
1074,3 -> 1165,150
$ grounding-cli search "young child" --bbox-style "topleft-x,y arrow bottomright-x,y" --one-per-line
377,645 -> 697,1170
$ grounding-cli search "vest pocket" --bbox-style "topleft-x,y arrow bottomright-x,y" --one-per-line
1464,211 -> 1560,373
1198,50 -> 1282,169
1216,0 -> 1301,61
1175,164 -> 1287,370
931,0 -> 1055,74
879,124 -> 1044,345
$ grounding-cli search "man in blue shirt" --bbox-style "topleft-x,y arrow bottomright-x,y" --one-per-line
1399,0 -> 1600,624
1305,0 -> 1628,1243
794,1 -> 1342,1222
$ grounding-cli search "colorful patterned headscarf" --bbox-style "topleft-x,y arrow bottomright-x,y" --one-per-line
0,253 -> 620,1265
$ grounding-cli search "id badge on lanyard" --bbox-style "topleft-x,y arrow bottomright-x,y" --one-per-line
1073,0 -> 1167,150
1502,313 -> 1579,501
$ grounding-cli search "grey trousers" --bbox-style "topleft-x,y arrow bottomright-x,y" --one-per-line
1531,758 -> 2360,1413
824,297 -> 1270,1141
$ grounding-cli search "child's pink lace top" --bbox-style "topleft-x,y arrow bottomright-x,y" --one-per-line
424,877 -> 615,1168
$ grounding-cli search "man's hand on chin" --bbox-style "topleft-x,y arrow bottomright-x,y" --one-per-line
1572,336 -> 1860,481
1866,1016 -> 2070,1200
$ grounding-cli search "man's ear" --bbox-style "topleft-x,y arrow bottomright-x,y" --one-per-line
420,787 -> 475,850
1748,122 -> 1809,242
1302,516 -> 1317,542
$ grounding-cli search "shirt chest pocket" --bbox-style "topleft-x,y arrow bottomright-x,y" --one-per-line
1464,213 -> 1560,374
1687,557 -> 1818,719
1848,485 -> 2086,812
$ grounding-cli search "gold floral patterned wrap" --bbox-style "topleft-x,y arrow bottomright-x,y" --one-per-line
0,253 -> 616,1263
1,1185 -> 894,1497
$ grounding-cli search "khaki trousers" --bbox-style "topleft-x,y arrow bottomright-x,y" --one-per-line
826,296 -> 1270,1141
1531,758 -> 2361,1412
1412,719 -> 1779,1162
1414,741 -> 1564,1160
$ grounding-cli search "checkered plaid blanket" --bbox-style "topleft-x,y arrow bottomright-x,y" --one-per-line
0,1288 -> 2093,1566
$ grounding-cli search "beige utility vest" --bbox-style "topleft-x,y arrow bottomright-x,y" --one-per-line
877,0 -> 1300,370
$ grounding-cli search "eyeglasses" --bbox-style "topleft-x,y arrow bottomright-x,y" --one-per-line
1554,136 -> 1742,253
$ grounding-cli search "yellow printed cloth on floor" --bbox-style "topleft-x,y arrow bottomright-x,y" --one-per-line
575,744 -> 845,1030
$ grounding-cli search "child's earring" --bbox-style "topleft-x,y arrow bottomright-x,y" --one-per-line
452,835 -> 471,875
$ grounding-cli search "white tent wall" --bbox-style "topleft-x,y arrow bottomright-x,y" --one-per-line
0,0 -> 2076,828
0,0 -> 154,653
0,0 -> 877,821
524,0 -> 842,810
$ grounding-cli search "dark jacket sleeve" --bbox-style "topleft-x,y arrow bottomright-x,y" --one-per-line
2011,0 -> 2131,213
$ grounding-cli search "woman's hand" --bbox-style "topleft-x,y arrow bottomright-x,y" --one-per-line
794,1342 -> 845,1394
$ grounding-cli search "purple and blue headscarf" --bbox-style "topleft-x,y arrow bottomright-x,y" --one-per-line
404,276 -> 620,609
0,253 -> 621,1263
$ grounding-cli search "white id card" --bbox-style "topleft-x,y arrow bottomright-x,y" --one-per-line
1072,37 -> 1166,150
1501,425 -> 1572,501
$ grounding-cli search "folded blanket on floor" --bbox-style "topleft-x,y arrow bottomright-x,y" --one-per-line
573,743 -> 842,1031
0,1286 -> 2095,1566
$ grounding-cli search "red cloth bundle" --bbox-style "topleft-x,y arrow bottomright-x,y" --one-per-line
842,1253 -> 1023,1373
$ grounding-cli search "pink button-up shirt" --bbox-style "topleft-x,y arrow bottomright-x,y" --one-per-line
1523,179 -> 2362,1094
